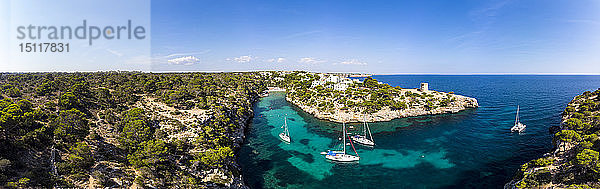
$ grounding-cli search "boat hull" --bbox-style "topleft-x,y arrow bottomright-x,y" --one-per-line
352,135 -> 375,146
325,154 -> 360,162
511,123 -> 526,132
279,133 -> 291,143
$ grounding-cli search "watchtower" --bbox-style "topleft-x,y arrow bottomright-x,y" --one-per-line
420,83 -> 429,92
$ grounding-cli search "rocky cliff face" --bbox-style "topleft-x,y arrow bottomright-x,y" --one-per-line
505,89 -> 600,188
137,96 -> 256,189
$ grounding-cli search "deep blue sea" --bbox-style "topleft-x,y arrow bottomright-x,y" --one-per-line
239,75 -> 600,188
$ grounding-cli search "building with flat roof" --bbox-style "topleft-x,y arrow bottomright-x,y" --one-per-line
325,75 -> 339,83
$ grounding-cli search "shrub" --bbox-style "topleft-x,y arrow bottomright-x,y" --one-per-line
52,109 -> 89,145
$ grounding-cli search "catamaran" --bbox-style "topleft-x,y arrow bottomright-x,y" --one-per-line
279,117 -> 291,143
511,105 -> 526,132
322,122 -> 360,162
352,115 -> 375,146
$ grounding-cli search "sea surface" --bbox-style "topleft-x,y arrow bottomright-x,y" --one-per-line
238,75 -> 600,188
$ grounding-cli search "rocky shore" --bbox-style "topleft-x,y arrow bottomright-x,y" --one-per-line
505,89 -> 600,188
503,100 -> 575,189
286,93 -> 478,123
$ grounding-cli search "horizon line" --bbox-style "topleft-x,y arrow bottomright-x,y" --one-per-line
375,72 -> 600,75
1,70 -> 599,75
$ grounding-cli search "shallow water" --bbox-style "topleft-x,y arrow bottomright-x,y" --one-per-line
239,75 -> 600,188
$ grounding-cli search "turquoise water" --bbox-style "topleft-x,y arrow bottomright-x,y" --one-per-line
239,75 -> 600,188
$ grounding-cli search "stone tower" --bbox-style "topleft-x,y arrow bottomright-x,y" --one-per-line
420,83 -> 429,92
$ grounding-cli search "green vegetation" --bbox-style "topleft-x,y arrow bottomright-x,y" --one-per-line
119,108 -> 154,153
513,88 -> 600,188
515,157 -> 554,188
196,146 -> 234,169
0,72 -> 268,188
127,139 -> 168,169
59,142 -> 94,177
285,74 -> 456,115
52,109 -> 89,147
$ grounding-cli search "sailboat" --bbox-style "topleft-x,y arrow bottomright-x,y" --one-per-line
511,105 -> 526,132
352,115 -> 375,146
322,122 -> 360,162
279,117 -> 291,143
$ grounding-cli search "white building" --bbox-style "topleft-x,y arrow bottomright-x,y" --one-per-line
259,72 -> 272,76
274,77 -> 285,81
310,74 -> 355,90
334,83 -> 348,91
280,71 -> 293,75
325,75 -> 339,83
340,78 -> 353,84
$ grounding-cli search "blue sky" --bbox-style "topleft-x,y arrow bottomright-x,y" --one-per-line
1,0 -> 599,73
151,0 -> 600,74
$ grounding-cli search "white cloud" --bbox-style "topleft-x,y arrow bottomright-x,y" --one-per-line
165,50 -> 211,58
340,59 -> 368,65
106,49 -> 123,57
267,57 -> 286,63
299,57 -> 325,64
282,30 -> 323,39
168,56 -> 200,65
227,55 -> 254,63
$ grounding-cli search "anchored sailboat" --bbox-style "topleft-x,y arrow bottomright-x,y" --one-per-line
511,105 -> 526,132
352,115 -> 375,146
279,117 -> 291,143
322,122 -> 360,162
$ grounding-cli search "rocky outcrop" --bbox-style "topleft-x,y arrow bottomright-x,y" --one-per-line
505,90 -> 600,188
287,94 -> 478,123
132,96 -> 256,189
504,105 -> 574,189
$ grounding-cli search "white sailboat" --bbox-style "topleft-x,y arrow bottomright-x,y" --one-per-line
511,105 -> 526,132
279,117 -> 291,143
323,122 -> 360,162
352,115 -> 375,146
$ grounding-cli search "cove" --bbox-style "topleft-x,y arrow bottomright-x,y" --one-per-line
239,75 -> 600,188
239,92 -> 465,188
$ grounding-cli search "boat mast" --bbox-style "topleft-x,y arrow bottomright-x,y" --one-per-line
364,114 -> 374,142
285,117 -> 289,136
367,121 -> 374,142
515,106 -> 519,125
348,134 -> 359,157
363,114 -> 367,137
343,122 -> 346,154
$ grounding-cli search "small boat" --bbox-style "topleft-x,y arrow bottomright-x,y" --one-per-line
279,117 -> 291,143
324,122 -> 360,162
511,105 -> 526,132
352,115 -> 375,146
260,91 -> 269,97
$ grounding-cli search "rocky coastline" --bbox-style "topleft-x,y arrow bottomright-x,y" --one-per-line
503,99 -> 576,189
505,89 -> 600,188
286,93 -> 478,123
134,94 -> 258,188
